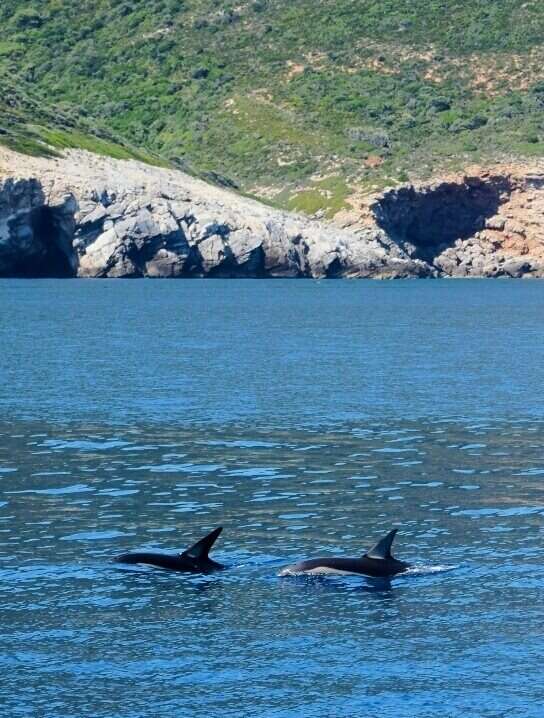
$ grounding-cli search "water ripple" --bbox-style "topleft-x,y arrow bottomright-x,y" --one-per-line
1,417 -> 543,717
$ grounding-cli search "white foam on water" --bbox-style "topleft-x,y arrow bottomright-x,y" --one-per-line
403,564 -> 459,576
277,567 -> 300,577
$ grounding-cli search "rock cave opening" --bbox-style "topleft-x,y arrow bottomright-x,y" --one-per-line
372,177 -> 512,264
27,206 -> 77,277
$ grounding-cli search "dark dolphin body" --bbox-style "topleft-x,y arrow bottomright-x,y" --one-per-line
279,529 -> 410,578
115,526 -> 224,573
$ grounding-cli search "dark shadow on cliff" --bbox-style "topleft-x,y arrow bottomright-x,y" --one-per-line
0,179 -> 77,278
26,206 -> 77,277
372,177 -> 512,264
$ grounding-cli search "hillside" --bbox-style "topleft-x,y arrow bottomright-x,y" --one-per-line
0,73 -> 167,165
2,1 -> 544,215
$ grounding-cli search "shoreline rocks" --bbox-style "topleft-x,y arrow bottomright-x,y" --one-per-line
1,147 -> 544,278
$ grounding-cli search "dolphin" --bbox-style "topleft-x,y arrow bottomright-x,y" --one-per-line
115,526 -> 224,573
278,529 -> 410,578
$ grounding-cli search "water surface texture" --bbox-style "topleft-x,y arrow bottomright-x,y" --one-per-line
1,279 -> 543,717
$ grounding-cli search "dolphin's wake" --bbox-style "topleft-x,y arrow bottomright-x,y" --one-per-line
402,563 -> 459,576
278,563 -> 459,578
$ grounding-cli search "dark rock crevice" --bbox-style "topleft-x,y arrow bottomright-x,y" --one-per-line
0,179 -> 78,278
203,245 -> 267,278
27,205 -> 77,277
324,256 -> 344,278
372,176 -> 513,265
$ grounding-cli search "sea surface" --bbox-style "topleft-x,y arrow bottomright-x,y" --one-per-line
0,278 -> 543,718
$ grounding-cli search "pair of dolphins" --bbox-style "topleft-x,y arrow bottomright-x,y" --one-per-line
116,526 -> 411,578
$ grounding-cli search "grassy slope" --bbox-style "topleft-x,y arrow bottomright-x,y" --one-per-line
0,75 -> 168,165
2,1 -> 544,211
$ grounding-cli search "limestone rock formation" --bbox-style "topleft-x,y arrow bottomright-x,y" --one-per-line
2,146 -> 544,279
0,176 -> 77,276
0,146 -> 427,279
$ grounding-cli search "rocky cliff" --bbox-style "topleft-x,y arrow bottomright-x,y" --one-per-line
0,147 -> 429,279
1,146 -> 544,279
366,167 -> 544,278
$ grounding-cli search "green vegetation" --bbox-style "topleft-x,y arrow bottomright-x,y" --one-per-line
0,73 -> 167,164
274,176 -> 351,218
34,126 -> 168,164
2,1 -> 544,212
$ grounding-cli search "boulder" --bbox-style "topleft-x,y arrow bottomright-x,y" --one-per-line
485,215 -> 506,231
501,259 -> 531,277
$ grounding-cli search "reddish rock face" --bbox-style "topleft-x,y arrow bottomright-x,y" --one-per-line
366,166 -> 544,277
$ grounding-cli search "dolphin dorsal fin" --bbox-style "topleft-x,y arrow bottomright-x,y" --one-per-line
364,529 -> 398,560
181,527 -> 223,560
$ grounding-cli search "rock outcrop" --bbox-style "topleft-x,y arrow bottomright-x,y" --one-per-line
0,146 -> 428,279
365,167 -> 544,277
0,177 -> 77,276
1,146 -> 544,278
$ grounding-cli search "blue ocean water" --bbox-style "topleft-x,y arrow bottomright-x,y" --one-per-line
0,279 -> 543,717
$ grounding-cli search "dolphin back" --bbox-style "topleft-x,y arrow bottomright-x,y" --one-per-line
364,529 -> 398,560
181,526 -> 223,560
